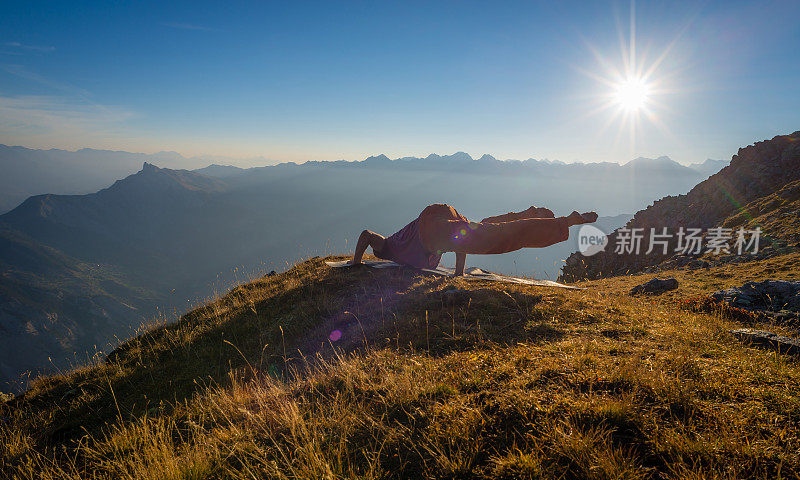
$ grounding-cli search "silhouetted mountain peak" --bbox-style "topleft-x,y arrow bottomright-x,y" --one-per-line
623,155 -> 698,176
363,154 -> 391,164
422,152 -> 474,163
449,151 -> 473,162
141,162 -> 160,173
108,163 -> 225,196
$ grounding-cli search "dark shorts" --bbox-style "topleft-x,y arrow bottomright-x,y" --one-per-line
374,217 -> 442,269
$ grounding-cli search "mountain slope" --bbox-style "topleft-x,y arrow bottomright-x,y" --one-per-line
0,165 -> 236,391
0,146 -> 207,213
2,255 -> 799,478
561,131 -> 800,282
0,226 -> 160,391
719,178 -> 800,246
1,163 -> 232,285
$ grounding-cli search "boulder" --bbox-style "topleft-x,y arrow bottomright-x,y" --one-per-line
710,280 -> 800,311
732,328 -> 800,356
630,277 -> 679,295
687,259 -> 710,269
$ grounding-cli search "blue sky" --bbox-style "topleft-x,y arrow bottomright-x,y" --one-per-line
0,0 -> 798,166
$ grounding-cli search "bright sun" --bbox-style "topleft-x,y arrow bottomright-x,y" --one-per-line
575,4 -> 677,154
615,76 -> 650,111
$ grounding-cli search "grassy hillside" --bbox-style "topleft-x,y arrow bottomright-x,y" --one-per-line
0,226 -> 162,392
2,255 -> 799,479
721,178 -> 800,250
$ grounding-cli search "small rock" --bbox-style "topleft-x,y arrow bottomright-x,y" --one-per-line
630,277 -> 679,295
687,259 -> 710,269
442,289 -> 470,305
731,328 -> 800,356
674,256 -> 694,267
718,255 -> 736,263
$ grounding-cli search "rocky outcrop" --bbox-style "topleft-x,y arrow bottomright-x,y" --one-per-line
629,277 -> 678,295
561,131 -> 800,282
710,280 -> 800,325
732,328 -> 800,356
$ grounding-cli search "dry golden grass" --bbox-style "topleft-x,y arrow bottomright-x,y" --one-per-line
2,254 -> 799,479
723,179 -> 800,249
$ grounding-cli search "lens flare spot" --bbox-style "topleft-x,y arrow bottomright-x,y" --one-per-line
329,329 -> 342,342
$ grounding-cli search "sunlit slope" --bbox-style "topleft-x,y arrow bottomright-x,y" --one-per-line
721,178 -> 800,248
561,131 -> 800,281
2,255 -> 799,479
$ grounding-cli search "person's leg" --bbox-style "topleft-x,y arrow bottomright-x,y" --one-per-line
480,206 -> 555,224
350,230 -> 386,264
454,211 -> 597,255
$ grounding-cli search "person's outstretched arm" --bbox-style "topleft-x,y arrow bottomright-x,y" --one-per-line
350,230 -> 386,264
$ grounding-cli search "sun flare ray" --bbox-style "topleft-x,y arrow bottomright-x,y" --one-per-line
571,1 -> 686,156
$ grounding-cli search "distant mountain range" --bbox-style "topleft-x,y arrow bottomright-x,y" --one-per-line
197,152 -> 724,180
688,158 -> 730,178
0,144 -> 726,213
0,145 -> 732,391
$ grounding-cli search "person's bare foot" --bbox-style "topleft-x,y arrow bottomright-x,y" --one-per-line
566,211 -> 598,226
